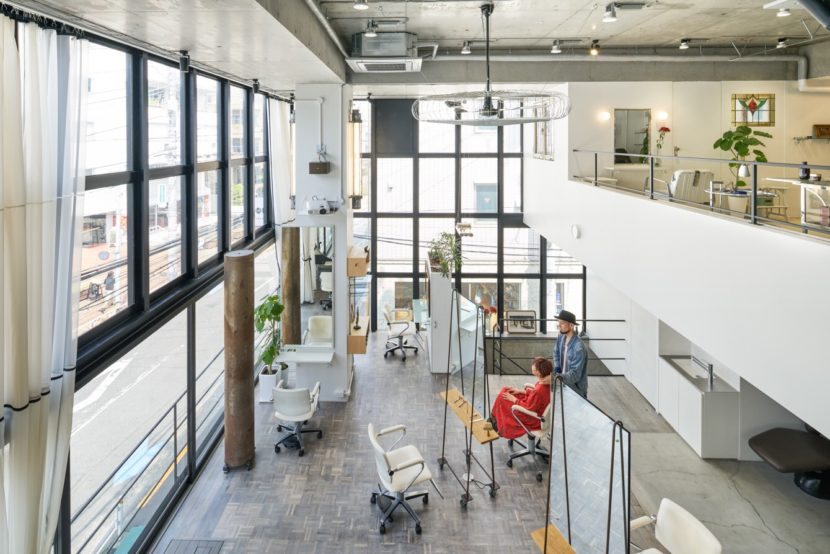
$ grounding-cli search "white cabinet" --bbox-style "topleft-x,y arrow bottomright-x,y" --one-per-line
657,358 -> 679,429
428,272 -> 453,373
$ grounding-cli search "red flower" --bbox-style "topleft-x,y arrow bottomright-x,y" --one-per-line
658,126 -> 671,133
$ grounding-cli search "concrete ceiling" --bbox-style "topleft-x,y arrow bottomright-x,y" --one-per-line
318,0 -> 829,52
10,0 -> 344,90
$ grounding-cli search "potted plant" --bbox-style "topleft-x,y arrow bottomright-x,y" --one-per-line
427,231 -> 461,278
713,126 -> 772,213
254,293 -> 286,403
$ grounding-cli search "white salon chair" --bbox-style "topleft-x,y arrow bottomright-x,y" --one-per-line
368,423 -> 442,535
654,170 -> 713,205
630,498 -> 721,554
304,315 -> 332,345
383,306 -> 418,361
273,380 -> 322,457
506,399 -> 552,483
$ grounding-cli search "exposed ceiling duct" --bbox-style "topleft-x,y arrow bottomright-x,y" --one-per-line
797,0 -> 830,29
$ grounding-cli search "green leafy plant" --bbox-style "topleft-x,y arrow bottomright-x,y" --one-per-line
713,126 -> 772,189
254,293 -> 285,373
427,231 -> 461,278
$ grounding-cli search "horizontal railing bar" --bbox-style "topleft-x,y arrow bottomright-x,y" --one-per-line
572,149 -> 830,171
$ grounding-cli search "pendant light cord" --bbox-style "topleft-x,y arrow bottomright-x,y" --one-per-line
483,3 -> 492,96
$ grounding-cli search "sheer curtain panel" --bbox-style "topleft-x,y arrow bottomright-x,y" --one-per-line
269,98 -> 293,225
0,19 -> 86,554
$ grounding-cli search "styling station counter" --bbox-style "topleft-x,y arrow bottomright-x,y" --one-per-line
658,355 -> 738,459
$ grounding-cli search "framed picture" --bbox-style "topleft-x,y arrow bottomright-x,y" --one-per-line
813,124 -> 830,139
505,310 -> 537,334
731,93 -> 775,127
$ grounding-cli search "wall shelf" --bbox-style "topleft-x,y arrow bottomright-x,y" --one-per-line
793,135 -> 830,144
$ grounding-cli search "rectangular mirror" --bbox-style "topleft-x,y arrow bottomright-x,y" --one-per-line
284,225 -> 334,348
614,108 -> 651,164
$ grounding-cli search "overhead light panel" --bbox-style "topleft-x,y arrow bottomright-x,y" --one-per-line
679,38 -> 690,50
551,40 -> 562,54
777,37 -> 788,48
777,8 -> 791,16
590,40 -> 600,56
461,41 -> 471,55
603,3 -> 618,23
364,20 -> 377,38
354,0 -> 369,10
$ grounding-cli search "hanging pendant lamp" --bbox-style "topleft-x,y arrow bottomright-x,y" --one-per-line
411,3 -> 571,126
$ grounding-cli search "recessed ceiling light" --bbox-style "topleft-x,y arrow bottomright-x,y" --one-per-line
590,40 -> 600,56
777,37 -> 787,48
603,3 -> 618,23
364,20 -> 377,38
679,39 -> 690,50
551,40 -> 562,54
461,41 -> 471,55
777,8 -> 791,17
354,0 -> 369,10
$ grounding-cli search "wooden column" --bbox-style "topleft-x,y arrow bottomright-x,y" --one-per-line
281,227 -> 301,345
223,250 -> 255,471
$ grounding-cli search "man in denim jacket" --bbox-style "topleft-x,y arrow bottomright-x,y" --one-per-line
552,310 -> 588,398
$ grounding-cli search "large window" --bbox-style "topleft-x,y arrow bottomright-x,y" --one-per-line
355,99 -> 584,332
85,44 -> 128,176
196,76 -> 220,162
147,61 -> 182,168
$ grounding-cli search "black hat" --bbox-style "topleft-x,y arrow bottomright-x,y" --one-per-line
554,310 -> 578,326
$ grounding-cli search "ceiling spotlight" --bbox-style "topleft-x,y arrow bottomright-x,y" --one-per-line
679,39 -> 690,50
353,0 -> 369,10
364,20 -> 377,38
603,3 -> 618,23
551,40 -> 562,54
461,41 -> 471,55
590,40 -> 600,56
777,8 -> 791,17
777,37 -> 787,48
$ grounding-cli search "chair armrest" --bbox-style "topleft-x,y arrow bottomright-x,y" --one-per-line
378,424 -> 406,437
630,515 -> 656,532
310,382 -> 321,405
389,457 -> 425,476
388,320 -> 413,336
389,308 -> 413,321
524,383 -> 535,391
511,404 -> 542,421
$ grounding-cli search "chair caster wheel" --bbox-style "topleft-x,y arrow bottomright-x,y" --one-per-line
379,524 -> 386,535
274,445 -> 281,454
246,460 -> 253,471
415,523 -> 422,534
371,494 -> 377,504
222,464 -> 229,474
422,494 -> 429,505
536,473 -> 544,482
317,431 -> 323,439
414,349 -> 418,354
402,357 -> 407,361
277,425 -> 283,432
460,498 -> 468,509
507,439 -> 514,448
489,488 -> 497,498
384,352 -> 389,358
506,459 -> 513,468
298,449 -> 305,457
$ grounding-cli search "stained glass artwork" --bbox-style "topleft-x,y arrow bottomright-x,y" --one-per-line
732,93 -> 775,127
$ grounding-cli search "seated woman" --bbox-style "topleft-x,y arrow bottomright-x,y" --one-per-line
487,357 -> 552,439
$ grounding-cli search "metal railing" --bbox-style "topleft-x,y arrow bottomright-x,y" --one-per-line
572,149 -> 830,238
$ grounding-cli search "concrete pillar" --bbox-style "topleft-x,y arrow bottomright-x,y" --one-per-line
281,227 -> 301,345
223,250 -> 255,471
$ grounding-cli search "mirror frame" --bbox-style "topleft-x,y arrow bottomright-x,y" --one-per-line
613,108 -> 652,164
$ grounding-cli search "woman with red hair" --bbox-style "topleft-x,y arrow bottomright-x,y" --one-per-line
487,357 -> 552,440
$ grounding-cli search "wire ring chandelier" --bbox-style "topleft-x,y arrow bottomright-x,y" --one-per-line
411,3 -> 571,126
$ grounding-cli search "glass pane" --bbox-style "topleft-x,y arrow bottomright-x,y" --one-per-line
376,218 -> 413,272
79,185 -> 129,335
378,277 -> 413,312
230,86 -> 247,159
147,61 -> 182,168
503,278 -> 541,316
504,158 -> 522,213
149,176 -> 183,292
254,94 -> 266,156
254,162 -> 266,228
377,158 -> 413,212
85,44 -> 128,175
71,311 -> 187,552
419,159 -> 455,213
353,216 -> 371,251
503,227 -> 540,274
355,158 -> 371,214
461,125 -> 497,153
460,278 -> 498,311
419,121 -> 455,153
195,282 -> 224,457
254,244 -> 280,365
546,278 -> 584,321
504,102 -> 522,153
418,218 -> 455,265
354,99 -> 372,154
197,171 -> 220,264
196,75 -> 219,162
547,241 -> 583,274
461,157 -> 497,213
231,165 -> 248,244
460,218 -> 497,273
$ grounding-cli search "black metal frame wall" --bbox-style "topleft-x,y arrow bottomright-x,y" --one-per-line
357,100 -> 586,334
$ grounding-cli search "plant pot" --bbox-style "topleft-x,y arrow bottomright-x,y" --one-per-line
258,364 -> 287,403
727,194 -> 749,214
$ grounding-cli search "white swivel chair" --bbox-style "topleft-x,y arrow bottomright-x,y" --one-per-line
273,380 -> 322,457
304,315 -> 332,345
383,306 -> 418,361
630,498 -> 722,554
653,170 -> 713,205
368,423 -> 442,535
506,398 -> 552,483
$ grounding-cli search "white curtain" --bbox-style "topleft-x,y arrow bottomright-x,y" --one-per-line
269,98 -> 294,226
0,19 -> 86,554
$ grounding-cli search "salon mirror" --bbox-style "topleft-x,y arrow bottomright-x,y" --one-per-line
614,109 -> 651,164
284,225 -> 334,348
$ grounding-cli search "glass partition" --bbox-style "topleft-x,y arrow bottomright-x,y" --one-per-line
448,290 -> 488,417
546,384 -> 630,553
